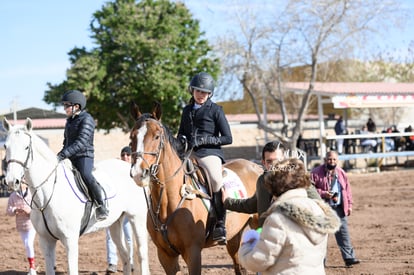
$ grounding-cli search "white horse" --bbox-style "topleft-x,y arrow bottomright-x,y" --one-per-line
3,118 -> 150,275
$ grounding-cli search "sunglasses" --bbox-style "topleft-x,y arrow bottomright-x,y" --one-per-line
63,103 -> 74,108
121,153 -> 131,157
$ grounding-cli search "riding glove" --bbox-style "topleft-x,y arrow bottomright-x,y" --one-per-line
57,152 -> 66,161
176,135 -> 189,158
192,135 -> 221,148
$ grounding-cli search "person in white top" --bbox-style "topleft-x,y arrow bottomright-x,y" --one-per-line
105,146 -> 134,274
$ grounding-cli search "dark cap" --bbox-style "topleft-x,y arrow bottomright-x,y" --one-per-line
120,146 -> 132,155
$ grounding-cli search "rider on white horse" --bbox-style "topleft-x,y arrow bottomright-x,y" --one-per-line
57,90 -> 109,220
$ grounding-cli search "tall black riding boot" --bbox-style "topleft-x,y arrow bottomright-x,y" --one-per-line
212,190 -> 226,245
89,181 -> 109,221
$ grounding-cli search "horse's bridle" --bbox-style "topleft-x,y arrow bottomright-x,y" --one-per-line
132,118 -> 165,185
133,118 -> 187,185
7,131 -> 59,212
7,132 -> 33,172
7,131 -> 61,240
133,118 -> 192,255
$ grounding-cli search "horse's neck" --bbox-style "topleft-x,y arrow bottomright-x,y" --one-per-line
155,145 -> 185,208
27,144 -> 61,202
162,142 -> 182,173
31,142 -> 57,176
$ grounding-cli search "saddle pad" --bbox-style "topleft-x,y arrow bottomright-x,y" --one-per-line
60,162 -> 117,203
223,168 -> 248,199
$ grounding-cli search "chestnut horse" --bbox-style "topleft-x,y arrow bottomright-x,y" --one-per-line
129,102 -> 262,275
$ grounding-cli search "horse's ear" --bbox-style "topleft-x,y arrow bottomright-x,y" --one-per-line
151,101 -> 162,121
130,101 -> 142,121
3,118 -> 10,132
25,118 -> 33,131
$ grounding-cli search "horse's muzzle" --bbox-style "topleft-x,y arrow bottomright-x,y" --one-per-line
5,177 -> 21,191
130,165 -> 149,187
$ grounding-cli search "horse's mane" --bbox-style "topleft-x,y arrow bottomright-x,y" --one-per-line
26,128 -> 57,161
163,124 -> 181,156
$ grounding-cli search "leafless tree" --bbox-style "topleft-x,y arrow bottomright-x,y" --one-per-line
214,0 -> 408,150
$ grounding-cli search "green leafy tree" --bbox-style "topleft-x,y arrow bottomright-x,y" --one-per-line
44,0 -> 219,132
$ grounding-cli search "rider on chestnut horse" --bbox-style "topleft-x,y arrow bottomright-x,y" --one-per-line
177,72 -> 232,244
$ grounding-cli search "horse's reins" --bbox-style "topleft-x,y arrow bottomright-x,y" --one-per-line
133,118 -> 191,255
132,119 -> 185,185
8,131 -> 60,240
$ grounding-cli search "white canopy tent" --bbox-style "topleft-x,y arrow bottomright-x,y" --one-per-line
283,82 -> 414,159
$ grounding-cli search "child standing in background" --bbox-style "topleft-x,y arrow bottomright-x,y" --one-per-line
6,182 -> 37,275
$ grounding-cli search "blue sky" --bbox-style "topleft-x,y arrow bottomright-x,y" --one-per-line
1,0 -> 413,114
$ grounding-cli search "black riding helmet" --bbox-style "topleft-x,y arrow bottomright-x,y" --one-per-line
188,72 -> 215,95
61,90 -> 87,110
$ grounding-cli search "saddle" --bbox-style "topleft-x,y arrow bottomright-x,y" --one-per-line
181,157 -> 221,240
181,157 -> 243,201
181,157 -> 248,243
71,166 -> 108,202
182,157 -> 214,199
72,168 -> 91,200
71,167 -> 107,235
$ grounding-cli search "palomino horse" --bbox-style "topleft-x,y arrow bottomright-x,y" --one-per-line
3,118 -> 150,275
129,102 -> 262,275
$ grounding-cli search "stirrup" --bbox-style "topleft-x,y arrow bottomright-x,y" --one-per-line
213,226 -> 227,245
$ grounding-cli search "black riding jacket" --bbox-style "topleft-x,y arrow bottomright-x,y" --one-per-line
178,98 -> 232,162
60,111 -> 95,161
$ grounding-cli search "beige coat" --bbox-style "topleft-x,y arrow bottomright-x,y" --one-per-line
239,188 -> 340,275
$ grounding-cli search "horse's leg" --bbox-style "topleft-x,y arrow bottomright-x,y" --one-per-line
39,235 -> 57,275
61,237 -> 80,275
181,245 -> 202,275
128,216 -> 150,275
157,248 -> 180,275
226,232 -> 248,275
109,218 -> 131,275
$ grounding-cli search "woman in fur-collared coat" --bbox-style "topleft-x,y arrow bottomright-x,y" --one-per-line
238,158 -> 340,275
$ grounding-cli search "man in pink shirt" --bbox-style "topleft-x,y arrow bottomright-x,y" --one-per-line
311,150 -> 360,267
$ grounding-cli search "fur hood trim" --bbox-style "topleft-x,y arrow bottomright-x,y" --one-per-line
274,199 -> 341,235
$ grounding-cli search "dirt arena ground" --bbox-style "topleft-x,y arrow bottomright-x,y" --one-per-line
1,169 -> 413,275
